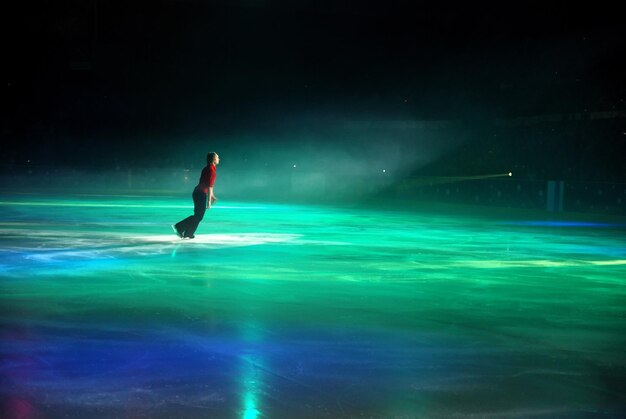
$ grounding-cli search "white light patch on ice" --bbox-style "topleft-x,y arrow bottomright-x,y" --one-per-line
137,233 -> 300,247
2,231 -> 303,265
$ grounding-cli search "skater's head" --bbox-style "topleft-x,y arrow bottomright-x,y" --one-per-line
207,152 -> 219,166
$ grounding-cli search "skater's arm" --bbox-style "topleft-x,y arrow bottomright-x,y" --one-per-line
207,165 -> 217,208
208,187 -> 217,208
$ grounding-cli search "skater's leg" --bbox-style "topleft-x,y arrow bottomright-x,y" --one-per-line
183,189 -> 207,238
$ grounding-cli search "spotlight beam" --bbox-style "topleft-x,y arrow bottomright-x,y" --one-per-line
404,172 -> 512,186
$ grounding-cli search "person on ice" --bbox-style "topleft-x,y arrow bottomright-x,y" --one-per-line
172,152 -> 219,239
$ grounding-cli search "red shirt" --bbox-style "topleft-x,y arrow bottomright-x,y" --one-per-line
197,164 -> 216,194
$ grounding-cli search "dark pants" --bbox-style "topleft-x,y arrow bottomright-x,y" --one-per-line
175,187 -> 207,237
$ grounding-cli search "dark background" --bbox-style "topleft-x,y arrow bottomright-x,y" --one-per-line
3,1 -> 625,189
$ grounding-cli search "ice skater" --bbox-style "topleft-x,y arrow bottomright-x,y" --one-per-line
172,152 -> 219,239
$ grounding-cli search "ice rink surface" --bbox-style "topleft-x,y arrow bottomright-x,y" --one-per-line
1,194 -> 625,418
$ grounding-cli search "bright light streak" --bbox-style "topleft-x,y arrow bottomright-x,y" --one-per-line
456,259 -> 626,268
0,201 -> 268,209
